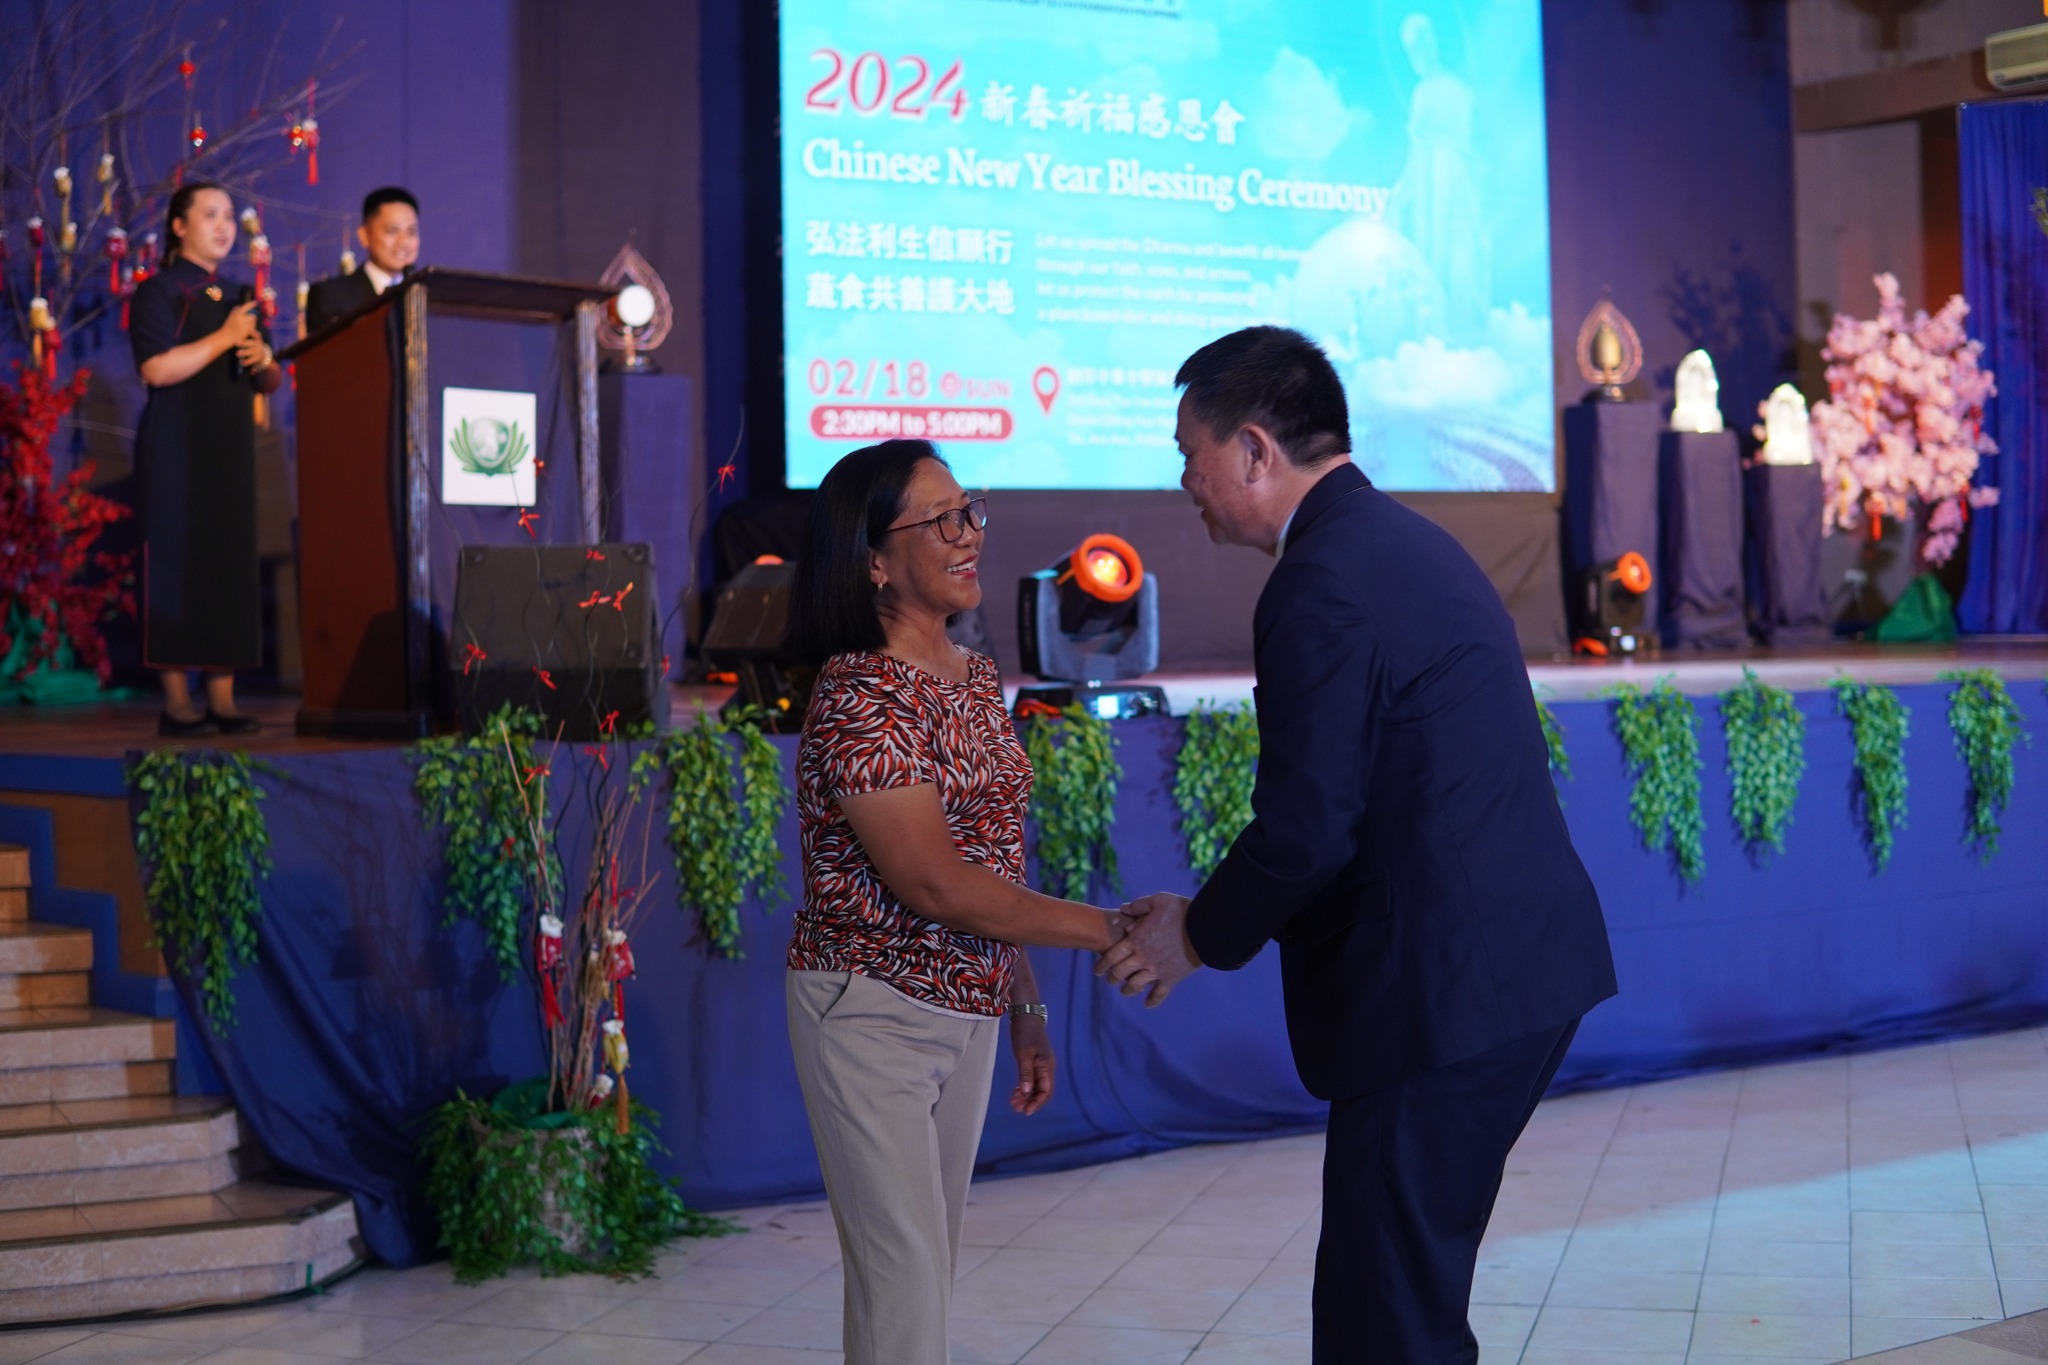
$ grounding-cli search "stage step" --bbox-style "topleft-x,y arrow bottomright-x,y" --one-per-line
0,843 -> 363,1321
0,1182 -> 362,1323
0,971 -> 88,1011
0,1096 -> 245,1212
0,1007 -> 179,1109
0,922 -> 92,975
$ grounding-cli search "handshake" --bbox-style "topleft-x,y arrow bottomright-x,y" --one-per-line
1095,892 -> 1203,1008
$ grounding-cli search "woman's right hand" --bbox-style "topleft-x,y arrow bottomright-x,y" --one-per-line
215,302 -> 259,347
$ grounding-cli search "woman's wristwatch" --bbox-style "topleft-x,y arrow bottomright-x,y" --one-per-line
1008,1002 -> 1048,1020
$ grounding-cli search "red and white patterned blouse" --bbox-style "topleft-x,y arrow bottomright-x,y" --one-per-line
789,648 -> 1030,1016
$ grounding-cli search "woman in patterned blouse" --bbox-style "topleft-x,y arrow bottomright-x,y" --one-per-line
788,439 -> 1126,1365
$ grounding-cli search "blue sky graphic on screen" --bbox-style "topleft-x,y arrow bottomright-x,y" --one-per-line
779,0 -> 1553,492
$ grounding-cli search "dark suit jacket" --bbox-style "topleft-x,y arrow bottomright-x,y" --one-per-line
304,268 -> 383,335
1186,462 -> 1616,1101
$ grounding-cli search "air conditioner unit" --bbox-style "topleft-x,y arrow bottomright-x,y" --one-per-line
1987,22 -> 2048,91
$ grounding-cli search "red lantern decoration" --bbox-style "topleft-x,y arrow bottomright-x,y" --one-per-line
104,227 -> 128,305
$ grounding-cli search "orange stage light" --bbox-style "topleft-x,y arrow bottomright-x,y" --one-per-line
1609,551 -> 1652,596
1060,533 -> 1144,604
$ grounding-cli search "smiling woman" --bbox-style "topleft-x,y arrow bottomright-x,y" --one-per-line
783,438 -> 1127,1365
129,181 -> 283,738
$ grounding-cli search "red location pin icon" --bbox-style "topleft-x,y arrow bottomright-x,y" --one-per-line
1031,365 -> 1060,415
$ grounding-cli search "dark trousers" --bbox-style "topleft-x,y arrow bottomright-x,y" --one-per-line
1312,1017 -> 1580,1364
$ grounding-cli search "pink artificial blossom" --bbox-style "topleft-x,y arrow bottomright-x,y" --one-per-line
1811,273 -> 1997,565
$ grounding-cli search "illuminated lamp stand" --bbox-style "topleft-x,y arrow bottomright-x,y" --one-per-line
1015,534 -> 1168,720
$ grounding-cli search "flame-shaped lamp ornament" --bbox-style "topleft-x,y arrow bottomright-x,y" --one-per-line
596,241 -> 672,373
1575,299 -> 1644,403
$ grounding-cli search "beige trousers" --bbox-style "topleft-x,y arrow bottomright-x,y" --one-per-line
786,969 -> 1001,1365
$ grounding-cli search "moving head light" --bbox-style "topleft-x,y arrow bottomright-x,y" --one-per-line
1016,534 -> 1166,720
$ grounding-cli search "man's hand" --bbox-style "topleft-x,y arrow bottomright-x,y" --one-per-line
1096,892 -> 1200,1007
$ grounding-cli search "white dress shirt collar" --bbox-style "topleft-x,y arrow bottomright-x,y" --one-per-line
364,262 -> 401,293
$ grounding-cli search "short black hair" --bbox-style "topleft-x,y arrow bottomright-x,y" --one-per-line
1175,326 -> 1350,466
793,440 -> 944,664
361,186 -> 419,222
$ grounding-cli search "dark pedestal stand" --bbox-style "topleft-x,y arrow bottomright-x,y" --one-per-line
1564,403 -> 1663,639
1745,463 -> 1833,648
1659,430 -> 1747,650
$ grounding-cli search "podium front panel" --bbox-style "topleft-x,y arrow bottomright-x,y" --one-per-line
296,306 -> 405,718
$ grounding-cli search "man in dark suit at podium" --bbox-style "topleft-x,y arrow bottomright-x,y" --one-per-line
1101,327 -> 1616,1363
305,186 -> 420,333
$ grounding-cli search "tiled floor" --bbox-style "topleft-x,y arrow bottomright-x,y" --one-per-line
10,1026 -> 2048,1364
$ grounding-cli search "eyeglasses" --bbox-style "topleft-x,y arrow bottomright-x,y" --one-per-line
882,497 -> 989,544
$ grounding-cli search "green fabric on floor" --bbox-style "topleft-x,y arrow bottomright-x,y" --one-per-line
1871,573 -> 1959,643
0,601 -> 125,704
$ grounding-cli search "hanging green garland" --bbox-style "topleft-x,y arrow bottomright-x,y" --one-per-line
1830,677 -> 1910,872
1607,680 -> 1705,883
1172,702 -> 1258,880
1939,668 -> 2026,860
1535,695 -> 1571,782
130,749 -> 274,1030
632,707 -> 789,958
421,1082 -> 731,1282
411,706 -> 554,974
1023,705 -> 1122,901
1720,668 -> 1806,859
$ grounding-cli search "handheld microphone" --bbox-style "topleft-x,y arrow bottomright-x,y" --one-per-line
229,284 -> 256,376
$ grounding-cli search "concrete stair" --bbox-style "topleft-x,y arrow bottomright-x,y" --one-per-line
0,843 -> 364,1323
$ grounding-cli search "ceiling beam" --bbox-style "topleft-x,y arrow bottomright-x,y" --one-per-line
1793,49 -> 2011,133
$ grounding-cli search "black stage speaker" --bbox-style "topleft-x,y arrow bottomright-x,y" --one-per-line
451,543 -> 669,739
702,559 -> 996,730
703,559 -> 812,730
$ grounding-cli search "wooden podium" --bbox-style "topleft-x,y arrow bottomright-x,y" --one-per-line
282,268 -> 614,737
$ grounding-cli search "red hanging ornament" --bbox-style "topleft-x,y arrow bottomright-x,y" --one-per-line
26,217 -> 44,251
536,912 -> 564,971
190,118 -> 206,152
104,226 -> 127,294
303,80 -> 320,185
178,49 -> 195,91
536,913 -> 565,1028
246,219 -> 272,318
603,929 -> 636,984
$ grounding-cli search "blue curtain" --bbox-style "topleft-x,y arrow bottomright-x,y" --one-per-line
1959,101 -> 2048,632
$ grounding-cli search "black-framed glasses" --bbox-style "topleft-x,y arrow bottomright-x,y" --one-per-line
883,497 -> 988,544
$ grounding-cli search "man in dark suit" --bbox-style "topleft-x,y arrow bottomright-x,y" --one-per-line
304,186 -> 420,333
1101,326 -> 1616,1363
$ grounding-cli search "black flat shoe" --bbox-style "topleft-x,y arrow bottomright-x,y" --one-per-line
158,711 -> 217,738
207,709 -> 262,735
